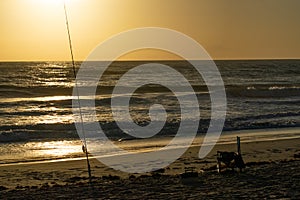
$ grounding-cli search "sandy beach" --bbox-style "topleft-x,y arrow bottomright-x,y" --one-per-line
1,128 -> 300,199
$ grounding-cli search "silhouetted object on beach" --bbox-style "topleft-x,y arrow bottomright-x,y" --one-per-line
82,145 -> 86,153
180,166 -> 198,178
294,153 -> 300,158
152,168 -> 165,174
217,136 -> 245,173
64,2 -> 92,185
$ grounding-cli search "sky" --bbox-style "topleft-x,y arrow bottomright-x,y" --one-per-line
1,0 -> 300,61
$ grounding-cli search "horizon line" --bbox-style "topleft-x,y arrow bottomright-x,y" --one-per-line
1,58 -> 300,62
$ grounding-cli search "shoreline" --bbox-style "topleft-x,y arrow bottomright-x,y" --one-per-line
0,128 -> 300,199
1,127 -> 299,167
1,128 -> 299,179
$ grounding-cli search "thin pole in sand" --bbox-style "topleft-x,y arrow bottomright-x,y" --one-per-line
63,1 -> 92,184
237,136 -> 241,154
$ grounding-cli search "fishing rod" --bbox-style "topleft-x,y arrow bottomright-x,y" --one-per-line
63,1 -> 92,184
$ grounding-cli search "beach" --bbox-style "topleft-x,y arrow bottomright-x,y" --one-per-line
1,128 -> 300,199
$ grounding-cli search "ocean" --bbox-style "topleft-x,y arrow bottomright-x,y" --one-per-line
0,60 -> 299,164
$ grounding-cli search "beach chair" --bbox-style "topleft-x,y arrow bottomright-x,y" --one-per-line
217,136 -> 245,173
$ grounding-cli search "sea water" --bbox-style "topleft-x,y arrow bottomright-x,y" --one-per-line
0,60 -> 299,164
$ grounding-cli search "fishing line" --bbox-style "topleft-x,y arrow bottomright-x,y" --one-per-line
63,1 -> 92,184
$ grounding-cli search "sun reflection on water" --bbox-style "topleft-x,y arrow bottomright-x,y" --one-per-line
0,96 -> 74,103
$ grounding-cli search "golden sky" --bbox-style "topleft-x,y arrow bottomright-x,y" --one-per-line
1,0 -> 300,61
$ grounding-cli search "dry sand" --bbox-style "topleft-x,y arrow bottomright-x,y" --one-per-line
0,130 -> 300,199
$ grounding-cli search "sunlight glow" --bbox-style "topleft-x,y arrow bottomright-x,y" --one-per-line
25,0 -> 80,9
39,0 -> 65,5
25,140 -> 82,157
1,0 -> 300,61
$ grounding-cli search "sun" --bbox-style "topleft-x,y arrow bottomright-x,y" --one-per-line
27,0 -> 65,8
26,0 -> 78,17
41,0 -> 65,5
31,0 -> 75,7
